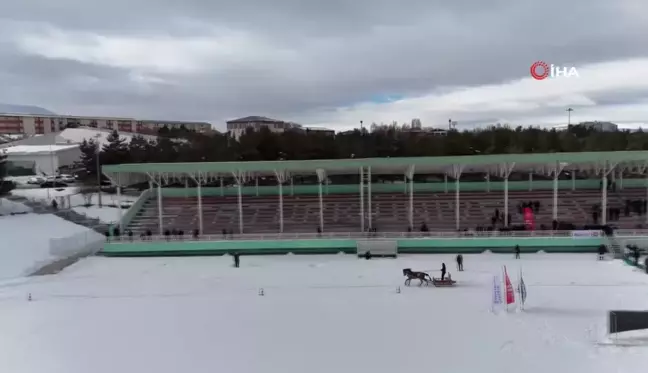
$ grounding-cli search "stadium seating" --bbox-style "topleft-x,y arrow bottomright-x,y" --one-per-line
124,186 -> 646,235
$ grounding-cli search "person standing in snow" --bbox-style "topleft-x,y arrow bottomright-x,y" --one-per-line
456,254 -> 464,271
597,245 -> 606,260
514,245 -> 521,259
441,263 -> 447,281
233,252 -> 240,268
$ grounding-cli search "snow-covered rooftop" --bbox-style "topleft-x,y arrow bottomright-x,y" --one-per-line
3,144 -> 79,155
54,127 -> 156,147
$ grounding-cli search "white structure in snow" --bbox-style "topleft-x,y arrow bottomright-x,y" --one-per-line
3,144 -> 81,175
554,121 -> 619,132
0,127 -> 156,149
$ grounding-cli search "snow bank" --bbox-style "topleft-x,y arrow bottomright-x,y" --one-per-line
0,214 -> 104,280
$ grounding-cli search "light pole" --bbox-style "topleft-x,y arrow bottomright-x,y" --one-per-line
566,108 -> 574,126
95,134 -> 102,208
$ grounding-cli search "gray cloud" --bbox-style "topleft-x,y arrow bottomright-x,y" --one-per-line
0,0 -> 647,129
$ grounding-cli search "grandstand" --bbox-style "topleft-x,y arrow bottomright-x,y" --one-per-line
103,151 -> 648,237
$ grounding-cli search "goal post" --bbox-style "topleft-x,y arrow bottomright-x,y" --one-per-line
356,240 -> 398,258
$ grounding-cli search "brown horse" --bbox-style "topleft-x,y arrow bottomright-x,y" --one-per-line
402,268 -> 432,286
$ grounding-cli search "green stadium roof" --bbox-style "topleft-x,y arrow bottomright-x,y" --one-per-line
103,151 -> 648,181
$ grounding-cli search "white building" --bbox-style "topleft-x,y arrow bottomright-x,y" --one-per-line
226,116 -> 334,140
3,144 -> 81,175
0,113 -> 212,136
554,121 -> 619,132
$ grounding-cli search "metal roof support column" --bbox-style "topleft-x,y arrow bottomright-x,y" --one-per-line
599,161 -> 618,225
618,170 -> 623,190
232,171 -> 250,234
146,172 -> 164,235
645,171 -> 648,224
499,163 -> 516,227
406,165 -> 415,230
190,172 -> 204,235
255,176 -> 259,196
359,167 -> 365,232
219,177 -> 224,196
571,171 -> 576,191
316,169 -> 327,233
367,166 -> 372,230
116,172 -> 124,235
485,173 -> 490,192
452,165 -> 465,231
274,170 -> 287,233
528,172 -> 533,191
290,176 -> 294,196
552,162 -> 567,221
444,174 -> 448,193
636,163 -> 648,224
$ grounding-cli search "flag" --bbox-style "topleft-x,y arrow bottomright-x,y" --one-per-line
523,207 -> 535,231
492,275 -> 503,307
504,266 -> 515,305
518,271 -> 527,306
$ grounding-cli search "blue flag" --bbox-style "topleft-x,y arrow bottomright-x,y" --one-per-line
492,275 -> 502,306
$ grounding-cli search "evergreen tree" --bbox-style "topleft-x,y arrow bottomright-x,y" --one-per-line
101,130 -> 130,165
79,138 -> 99,176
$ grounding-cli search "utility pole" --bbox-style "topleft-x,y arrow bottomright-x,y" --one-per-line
566,108 -> 574,126
95,134 -> 103,208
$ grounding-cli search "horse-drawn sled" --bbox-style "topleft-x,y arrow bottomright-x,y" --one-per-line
402,268 -> 457,287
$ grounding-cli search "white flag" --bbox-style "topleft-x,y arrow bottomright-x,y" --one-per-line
519,271 -> 527,306
492,275 -> 503,307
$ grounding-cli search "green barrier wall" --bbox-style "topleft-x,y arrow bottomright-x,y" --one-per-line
101,236 -> 603,256
158,178 -> 647,198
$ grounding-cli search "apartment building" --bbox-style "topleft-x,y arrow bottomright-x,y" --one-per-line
0,114 -> 212,136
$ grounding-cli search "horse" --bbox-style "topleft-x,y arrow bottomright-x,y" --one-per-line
402,268 -> 432,286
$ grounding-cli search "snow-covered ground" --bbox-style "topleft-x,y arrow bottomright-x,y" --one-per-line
10,187 -> 136,224
0,198 -> 32,215
0,253 -> 646,373
0,214 -> 104,281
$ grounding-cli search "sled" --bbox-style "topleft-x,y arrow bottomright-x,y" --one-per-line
431,278 -> 456,287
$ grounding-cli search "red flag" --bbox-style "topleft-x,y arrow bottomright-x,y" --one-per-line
504,266 -> 515,305
523,207 -> 535,231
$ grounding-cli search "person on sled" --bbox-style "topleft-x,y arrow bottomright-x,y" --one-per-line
441,262 -> 447,281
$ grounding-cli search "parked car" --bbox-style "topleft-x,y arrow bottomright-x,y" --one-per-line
59,174 -> 75,183
27,176 -> 46,184
40,181 -> 68,188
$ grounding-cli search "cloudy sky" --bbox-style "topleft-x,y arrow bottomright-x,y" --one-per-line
1,0 -> 647,131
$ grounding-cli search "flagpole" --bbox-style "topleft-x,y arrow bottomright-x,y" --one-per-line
491,275 -> 495,313
518,268 -> 524,311
503,266 -> 508,312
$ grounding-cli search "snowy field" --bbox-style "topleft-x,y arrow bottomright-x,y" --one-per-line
0,253 -> 647,373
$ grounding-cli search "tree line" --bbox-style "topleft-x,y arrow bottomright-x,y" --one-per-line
76,124 -> 648,181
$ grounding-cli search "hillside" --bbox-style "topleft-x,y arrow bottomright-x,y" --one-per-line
0,103 -> 56,115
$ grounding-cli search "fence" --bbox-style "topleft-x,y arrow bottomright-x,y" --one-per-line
49,230 -> 105,261
107,229 -> 598,243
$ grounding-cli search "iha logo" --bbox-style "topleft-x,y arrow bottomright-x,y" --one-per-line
530,61 -> 579,80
